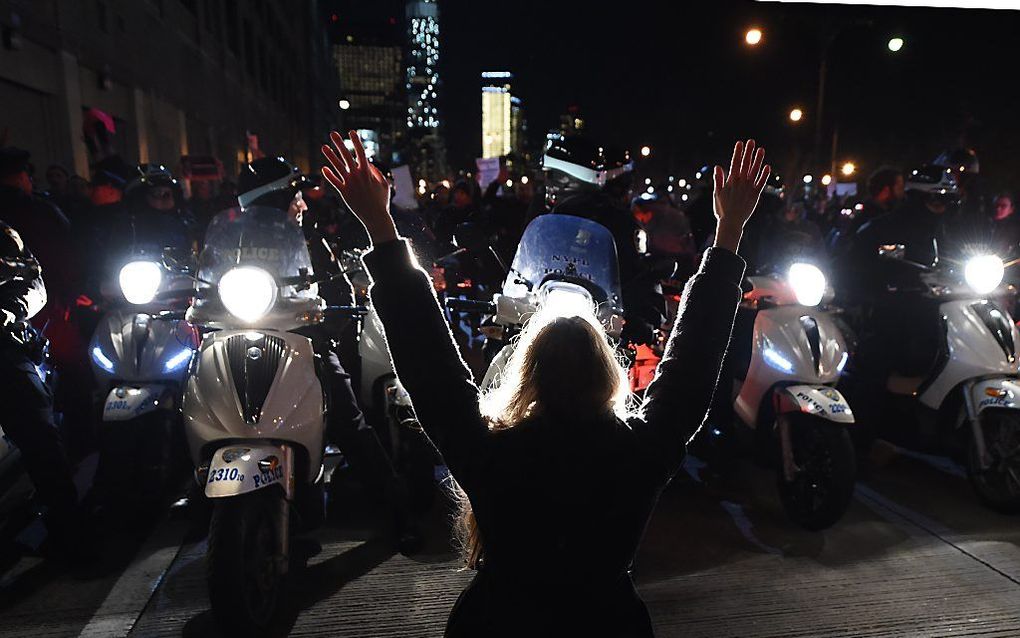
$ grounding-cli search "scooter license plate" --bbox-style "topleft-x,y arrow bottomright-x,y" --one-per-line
103,386 -> 162,421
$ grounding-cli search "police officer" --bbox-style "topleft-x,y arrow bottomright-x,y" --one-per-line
235,157 -> 420,553
541,137 -> 665,344
1,220 -> 87,558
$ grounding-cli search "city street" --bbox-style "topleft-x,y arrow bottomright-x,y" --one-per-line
2,444 -> 1019,638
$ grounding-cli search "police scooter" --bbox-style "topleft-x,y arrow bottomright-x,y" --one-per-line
845,242 -> 1020,512
183,205 -> 358,632
718,260 -> 857,530
88,248 -> 198,506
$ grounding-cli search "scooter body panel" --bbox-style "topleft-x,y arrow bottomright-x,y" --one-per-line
102,383 -> 177,421
776,385 -> 855,423
205,443 -> 294,499
358,304 -> 397,408
918,300 -> 1020,410
184,329 -> 324,482
970,377 -> 1020,414
90,309 -> 197,385
736,305 -> 848,427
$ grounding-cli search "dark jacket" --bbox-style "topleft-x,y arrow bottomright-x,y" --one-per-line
1,185 -> 72,304
1,220 -> 47,341
364,239 -> 744,637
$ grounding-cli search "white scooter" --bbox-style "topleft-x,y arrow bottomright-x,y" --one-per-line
342,248 -> 442,511
845,243 -> 1020,511
182,206 -> 343,632
88,247 -> 198,505
717,260 -> 857,530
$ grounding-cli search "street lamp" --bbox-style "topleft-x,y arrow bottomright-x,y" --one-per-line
888,37 -> 904,52
821,174 -> 833,186
745,27 -> 763,46
803,174 -> 813,184
640,145 -> 651,157
789,108 -> 804,123
841,162 -> 856,177
338,99 -> 351,110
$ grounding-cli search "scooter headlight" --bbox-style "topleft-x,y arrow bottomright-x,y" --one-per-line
788,262 -> 826,307
119,261 -> 163,305
219,266 -> 277,322
964,254 -> 1004,295
541,282 -> 595,319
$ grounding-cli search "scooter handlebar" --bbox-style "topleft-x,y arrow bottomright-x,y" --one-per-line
445,298 -> 496,314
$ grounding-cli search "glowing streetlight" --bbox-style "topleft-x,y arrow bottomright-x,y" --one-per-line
803,174 -> 813,184
887,37 -> 904,53
505,179 -> 513,188
745,28 -> 763,46
789,108 -> 804,123
640,145 -> 651,157
841,162 -> 857,177
821,174 -> 833,186
338,99 -> 351,110
520,175 -> 529,185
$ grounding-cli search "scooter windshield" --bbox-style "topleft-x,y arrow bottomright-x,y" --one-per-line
198,206 -> 317,300
191,206 -> 321,330
504,214 -> 622,305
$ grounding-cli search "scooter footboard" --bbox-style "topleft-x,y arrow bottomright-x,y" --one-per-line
776,385 -> 855,424
205,443 -> 294,499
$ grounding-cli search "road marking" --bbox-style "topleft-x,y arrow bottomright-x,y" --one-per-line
75,517 -> 188,638
855,484 -> 1020,587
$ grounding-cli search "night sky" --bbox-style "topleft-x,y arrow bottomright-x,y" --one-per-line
333,1 -> 1020,189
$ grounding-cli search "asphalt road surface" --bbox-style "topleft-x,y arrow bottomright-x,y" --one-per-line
1,444 -> 1019,638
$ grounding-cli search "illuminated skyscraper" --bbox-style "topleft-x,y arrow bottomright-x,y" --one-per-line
405,0 -> 445,177
481,71 -> 512,159
406,0 -> 440,130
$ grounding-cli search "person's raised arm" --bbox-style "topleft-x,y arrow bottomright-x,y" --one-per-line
321,131 -> 488,484
640,140 -> 771,476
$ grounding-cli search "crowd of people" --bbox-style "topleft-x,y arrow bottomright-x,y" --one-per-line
2,109 -> 1019,632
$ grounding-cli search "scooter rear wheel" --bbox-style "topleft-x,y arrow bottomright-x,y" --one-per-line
776,415 -> 856,531
207,489 -> 287,634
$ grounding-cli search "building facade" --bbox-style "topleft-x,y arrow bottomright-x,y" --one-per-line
332,11 -> 404,166
0,0 -> 338,182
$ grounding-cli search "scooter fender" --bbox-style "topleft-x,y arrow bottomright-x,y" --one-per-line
205,443 -> 294,500
971,378 -> 1020,414
102,384 -> 171,422
775,385 -> 855,424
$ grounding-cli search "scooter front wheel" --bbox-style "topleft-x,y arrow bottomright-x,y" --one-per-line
207,489 -> 288,634
776,415 -> 856,531
967,411 -> 1020,513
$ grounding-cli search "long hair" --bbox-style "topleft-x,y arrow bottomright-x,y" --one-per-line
455,305 -> 633,568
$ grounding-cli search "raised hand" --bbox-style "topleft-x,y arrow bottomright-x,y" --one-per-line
321,130 -> 398,244
712,139 -> 771,252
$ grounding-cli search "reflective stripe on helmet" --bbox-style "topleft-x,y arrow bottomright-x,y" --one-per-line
541,154 -> 632,187
237,173 -> 298,209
